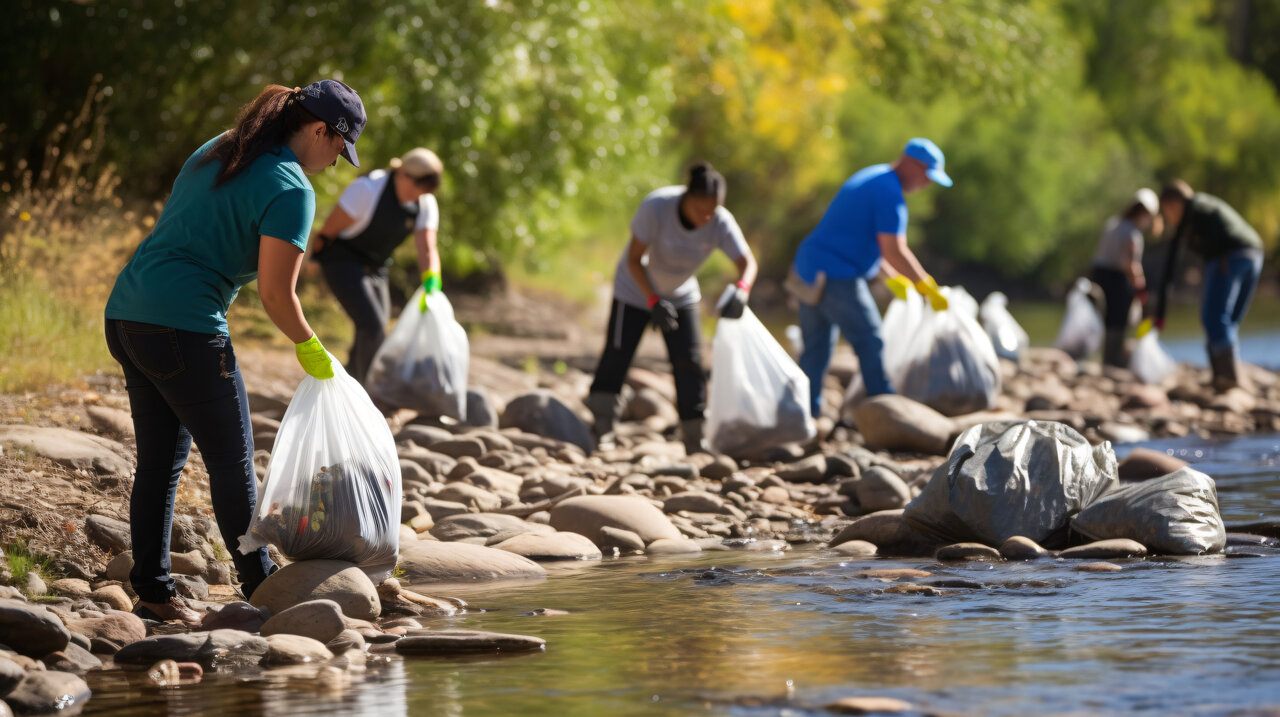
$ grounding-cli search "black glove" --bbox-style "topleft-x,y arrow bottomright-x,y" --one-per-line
650,299 -> 680,333
720,287 -> 747,319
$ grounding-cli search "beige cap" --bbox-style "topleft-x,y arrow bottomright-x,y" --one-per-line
394,148 -> 443,179
1134,187 -> 1158,216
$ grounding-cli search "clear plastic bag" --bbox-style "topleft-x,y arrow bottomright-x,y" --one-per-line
979,291 -> 1029,361
366,289 -> 469,420
1129,329 -> 1176,385
707,305 -> 815,457
239,360 -> 402,578
892,287 -> 1001,416
1053,278 -> 1103,359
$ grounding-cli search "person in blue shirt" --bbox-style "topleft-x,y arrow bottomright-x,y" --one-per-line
789,138 -> 953,419
104,80 -> 366,623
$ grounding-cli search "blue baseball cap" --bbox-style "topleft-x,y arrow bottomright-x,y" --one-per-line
903,137 -> 952,187
296,79 -> 366,168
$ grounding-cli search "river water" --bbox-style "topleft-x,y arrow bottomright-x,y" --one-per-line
82,434 -> 1280,716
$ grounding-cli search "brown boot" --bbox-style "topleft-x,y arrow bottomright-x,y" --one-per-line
133,596 -> 202,625
1208,344 -> 1240,393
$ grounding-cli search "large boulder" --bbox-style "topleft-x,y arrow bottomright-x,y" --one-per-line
0,599 -> 70,658
0,425 -> 132,476
498,391 -> 593,453
549,495 -> 682,547
249,560 -> 380,621
850,395 -> 955,455
397,541 -> 546,583
260,600 -> 347,645
491,531 -> 602,561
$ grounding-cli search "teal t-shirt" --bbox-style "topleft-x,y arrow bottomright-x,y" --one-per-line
105,135 -> 315,335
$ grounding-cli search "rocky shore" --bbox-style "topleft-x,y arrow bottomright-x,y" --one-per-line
1,340 -> 1278,714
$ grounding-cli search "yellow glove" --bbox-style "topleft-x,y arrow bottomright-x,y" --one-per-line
915,275 -> 949,311
884,275 -> 911,302
418,270 -> 442,312
1136,318 -> 1153,338
294,335 -> 334,379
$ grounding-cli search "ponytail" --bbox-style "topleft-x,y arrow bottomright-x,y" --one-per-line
686,161 -> 726,204
202,84 -> 334,186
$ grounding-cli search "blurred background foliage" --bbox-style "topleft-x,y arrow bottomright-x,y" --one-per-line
5,0 -> 1280,293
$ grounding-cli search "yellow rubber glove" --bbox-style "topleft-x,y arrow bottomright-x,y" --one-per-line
294,335 -> 334,379
914,275 -> 949,311
418,270 -> 442,313
1136,318 -> 1153,338
884,275 -> 911,302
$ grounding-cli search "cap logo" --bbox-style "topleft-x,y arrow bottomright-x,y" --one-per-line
302,83 -> 322,98
334,117 -> 349,134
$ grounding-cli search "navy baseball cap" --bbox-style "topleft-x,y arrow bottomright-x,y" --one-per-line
903,137 -> 952,187
296,79 -> 366,168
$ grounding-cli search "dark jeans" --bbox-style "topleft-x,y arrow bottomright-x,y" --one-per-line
1202,248 -> 1264,352
797,276 -> 891,418
1090,265 -> 1134,330
589,299 -> 705,420
320,258 -> 390,385
104,319 -> 276,603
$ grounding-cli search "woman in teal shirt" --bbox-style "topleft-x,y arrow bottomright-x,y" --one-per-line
104,80 -> 366,622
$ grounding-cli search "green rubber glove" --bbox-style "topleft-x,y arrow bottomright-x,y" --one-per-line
419,270 -> 442,312
884,275 -> 911,302
914,275 -> 950,312
294,335 -> 334,379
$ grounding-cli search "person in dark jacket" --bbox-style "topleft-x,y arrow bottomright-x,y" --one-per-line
1150,179 -> 1264,391
1090,188 -> 1160,367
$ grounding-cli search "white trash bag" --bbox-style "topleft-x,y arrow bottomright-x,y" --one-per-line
1054,278 -> 1103,360
979,291 -> 1029,361
1129,329 -> 1177,385
707,296 -> 815,457
240,360 -> 402,578
892,287 -> 1001,416
366,289 -> 469,420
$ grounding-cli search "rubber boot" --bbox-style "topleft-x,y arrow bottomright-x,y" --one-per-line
1102,329 -> 1127,368
1208,344 -> 1240,393
680,418 -> 708,455
585,392 -> 623,451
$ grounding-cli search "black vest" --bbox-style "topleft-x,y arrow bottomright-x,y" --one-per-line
322,170 -> 418,267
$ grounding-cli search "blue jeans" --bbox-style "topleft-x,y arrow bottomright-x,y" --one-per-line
1201,249 -> 1263,352
797,277 -> 892,418
104,319 -> 276,602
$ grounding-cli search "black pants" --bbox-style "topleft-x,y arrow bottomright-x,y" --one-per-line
589,299 -> 705,421
320,258 -> 390,385
104,319 -> 276,602
1090,265 -> 1133,330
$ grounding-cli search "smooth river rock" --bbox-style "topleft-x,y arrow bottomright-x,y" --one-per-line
1116,448 -> 1189,482
260,600 -> 346,644
829,510 -> 945,557
998,536 -> 1052,560
113,630 -> 268,666
1059,539 -> 1148,560
0,425 -> 132,477
935,543 -> 1004,562
261,634 -> 334,667
4,671 -> 91,716
250,560 -> 381,621
498,390 -> 594,453
430,513 -> 552,543
850,395 -> 955,456
491,531 -> 602,561
397,541 -> 547,583
394,629 -> 545,655
831,540 -> 878,557
0,599 -> 70,658
855,467 -> 912,512
550,495 -> 682,546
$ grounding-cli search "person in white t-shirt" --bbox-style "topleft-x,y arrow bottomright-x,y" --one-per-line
586,162 -> 758,453
309,147 -> 444,384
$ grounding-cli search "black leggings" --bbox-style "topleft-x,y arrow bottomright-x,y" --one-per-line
320,258 -> 390,385
589,299 -> 705,421
1091,265 -> 1134,330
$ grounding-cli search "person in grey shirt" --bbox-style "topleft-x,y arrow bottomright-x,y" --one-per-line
1090,188 -> 1158,366
587,162 -> 757,453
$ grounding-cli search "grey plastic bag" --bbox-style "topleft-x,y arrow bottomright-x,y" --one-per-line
1070,468 -> 1225,555
904,420 -> 1118,546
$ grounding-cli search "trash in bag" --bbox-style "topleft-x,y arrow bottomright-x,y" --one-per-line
1070,467 -> 1225,555
892,287 -> 1001,416
1129,329 -> 1176,385
1053,277 -> 1103,360
240,361 -> 402,578
904,420 -> 1119,547
366,288 -> 469,420
979,291 -> 1029,361
707,299 -> 815,457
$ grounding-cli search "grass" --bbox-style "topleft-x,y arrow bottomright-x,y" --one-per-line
0,275 -> 113,393
4,539 -> 58,588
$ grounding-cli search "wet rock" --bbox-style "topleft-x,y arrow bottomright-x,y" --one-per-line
829,510 -> 945,557
1059,539 -> 1147,560
0,425 -> 132,477
492,532 -> 602,561
550,495 -> 682,546
851,395 -> 954,455
250,560 -> 381,621
0,599 -> 70,658
1073,561 -> 1123,572
0,653 -> 23,696
857,569 -> 932,581
826,696 -> 913,714
645,538 -> 703,555
596,526 -> 645,553
936,543 -> 1003,561
4,671 -> 91,715
1117,448 -> 1188,482
499,390 -> 593,453
83,515 -> 131,554
114,630 -> 268,666
775,455 -> 828,483
832,540 -> 878,557
395,629 -> 545,655
430,513 -> 549,542
199,601 -> 270,633
260,599 -> 346,644
883,584 -> 944,596
40,643 -> 102,674
88,585 -> 131,613
434,482 -> 502,513
998,536 -> 1051,560
855,467 -> 912,512
397,541 -> 546,583
63,612 -> 145,648
325,629 -> 366,654
261,634 -> 334,667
